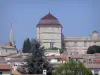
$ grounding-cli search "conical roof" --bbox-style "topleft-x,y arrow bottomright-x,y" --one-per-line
92,31 -> 98,33
37,13 -> 62,27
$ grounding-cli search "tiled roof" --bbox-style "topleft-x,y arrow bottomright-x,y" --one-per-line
0,45 -> 15,49
95,59 -> 100,63
0,64 -> 11,70
37,13 -> 62,27
48,55 -> 67,61
41,12 -> 57,19
71,54 -> 83,59
7,58 -> 24,62
84,63 -> 100,69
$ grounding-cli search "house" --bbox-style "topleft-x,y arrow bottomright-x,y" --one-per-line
85,63 -> 100,75
48,55 -> 67,64
71,54 -> 84,62
0,25 -> 17,54
36,12 -> 100,54
0,64 -> 11,75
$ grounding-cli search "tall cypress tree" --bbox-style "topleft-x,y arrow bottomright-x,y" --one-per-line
22,38 -> 31,53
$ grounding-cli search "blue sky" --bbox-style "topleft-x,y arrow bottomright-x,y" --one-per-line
0,0 -> 100,50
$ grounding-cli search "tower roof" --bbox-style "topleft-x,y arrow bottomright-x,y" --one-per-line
36,13 -> 62,27
92,31 -> 98,33
41,12 -> 57,20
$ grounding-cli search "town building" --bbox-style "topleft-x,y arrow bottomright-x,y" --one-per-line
36,12 -> 100,54
0,25 -> 17,54
0,64 -> 11,75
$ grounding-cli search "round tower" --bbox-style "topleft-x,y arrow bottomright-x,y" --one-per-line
92,31 -> 99,40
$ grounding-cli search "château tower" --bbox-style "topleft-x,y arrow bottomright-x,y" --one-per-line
36,12 -> 63,49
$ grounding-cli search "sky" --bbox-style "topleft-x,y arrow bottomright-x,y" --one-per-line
0,0 -> 100,50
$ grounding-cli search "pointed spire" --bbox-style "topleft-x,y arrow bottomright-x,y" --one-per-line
8,24 -> 16,47
49,11 -> 50,14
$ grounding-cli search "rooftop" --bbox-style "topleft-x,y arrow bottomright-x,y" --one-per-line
41,12 -> 57,20
37,13 -> 62,27
0,45 -> 16,49
84,63 -> 100,69
0,64 -> 11,70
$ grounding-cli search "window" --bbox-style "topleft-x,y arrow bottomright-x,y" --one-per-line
84,42 -> 87,47
50,42 -> 54,48
74,42 -> 77,47
94,41 -> 96,45
94,70 -> 99,75
0,72 -> 2,75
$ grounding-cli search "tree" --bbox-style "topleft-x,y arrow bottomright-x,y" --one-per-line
22,38 -> 31,53
87,45 -> 100,54
18,39 -> 53,74
53,59 -> 93,75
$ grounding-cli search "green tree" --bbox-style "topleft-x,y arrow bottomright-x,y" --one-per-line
18,39 -> 53,74
53,59 -> 93,75
22,38 -> 31,53
87,45 -> 100,54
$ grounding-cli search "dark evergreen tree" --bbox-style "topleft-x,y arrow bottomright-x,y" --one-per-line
87,45 -> 100,54
22,38 -> 31,53
18,39 -> 53,74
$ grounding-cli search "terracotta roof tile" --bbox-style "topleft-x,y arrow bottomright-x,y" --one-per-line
37,13 -> 62,27
84,63 -> 100,69
0,64 -> 11,70
95,59 -> 100,63
0,45 -> 15,49
41,13 -> 57,19
71,54 -> 83,59
48,55 -> 67,61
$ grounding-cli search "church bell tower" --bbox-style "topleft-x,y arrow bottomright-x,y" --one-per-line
8,24 -> 16,48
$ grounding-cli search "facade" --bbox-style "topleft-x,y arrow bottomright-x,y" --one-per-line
0,64 -> 11,75
45,49 -> 61,56
65,31 -> 100,55
36,13 -> 100,54
84,63 -> 100,75
36,12 -> 63,49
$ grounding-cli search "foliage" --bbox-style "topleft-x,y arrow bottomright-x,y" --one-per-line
87,45 -> 100,54
22,38 -> 31,53
53,59 -> 93,75
18,39 -> 53,74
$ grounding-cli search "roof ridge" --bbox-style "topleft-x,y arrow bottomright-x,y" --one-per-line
41,13 -> 57,20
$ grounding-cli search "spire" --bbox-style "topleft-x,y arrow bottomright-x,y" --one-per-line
49,11 -> 50,14
8,24 -> 16,47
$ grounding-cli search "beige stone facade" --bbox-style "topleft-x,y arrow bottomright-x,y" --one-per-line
36,13 -> 100,54
65,31 -> 100,54
36,13 -> 62,49
36,27 -> 62,49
